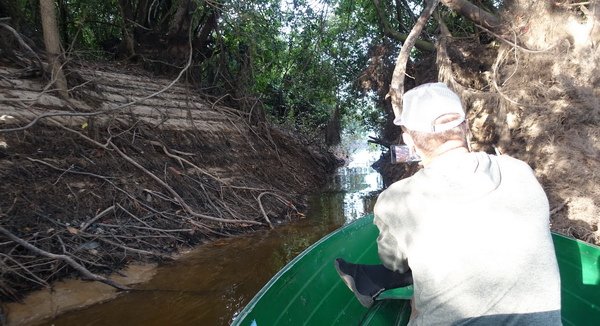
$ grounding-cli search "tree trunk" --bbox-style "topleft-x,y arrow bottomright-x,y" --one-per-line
167,0 -> 193,44
118,0 -> 136,58
165,0 -> 197,59
39,0 -> 68,98
440,0 -> 502,31
325,106 -> 341,146
134,0 -> 150,30
193,9 -> 218,59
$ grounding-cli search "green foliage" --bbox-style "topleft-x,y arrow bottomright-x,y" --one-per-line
44,0 -> 121,55
67,0 -> 121,52
5,0 -> 492,142
250,1 -> 340,133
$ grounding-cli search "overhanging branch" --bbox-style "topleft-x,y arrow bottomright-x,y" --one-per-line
387,0 -> 441,122
440,0 -> 502,31
372,0 -> 435,52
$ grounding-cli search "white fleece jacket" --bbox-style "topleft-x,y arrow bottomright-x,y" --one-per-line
374,151 -> 561,325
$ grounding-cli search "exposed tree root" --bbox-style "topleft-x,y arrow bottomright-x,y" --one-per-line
0,60 -> 338,302
0,226 -> 130,291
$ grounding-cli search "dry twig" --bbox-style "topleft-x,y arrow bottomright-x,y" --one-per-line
109,141 -> 263,226
0,226 -> 130,291
80,206 -> 115,232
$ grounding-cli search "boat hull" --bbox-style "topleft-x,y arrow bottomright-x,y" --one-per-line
233,215 -> 600,325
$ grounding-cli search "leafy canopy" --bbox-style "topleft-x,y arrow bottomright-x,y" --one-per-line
3,0 -> 498,139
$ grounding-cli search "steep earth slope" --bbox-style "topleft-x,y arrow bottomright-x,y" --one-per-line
0,62 -> 338,301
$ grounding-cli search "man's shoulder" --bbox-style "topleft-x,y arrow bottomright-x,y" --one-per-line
489,152 -> 528,165
492,153 -> 535,174
374,173 -> 422,213
380,173 -> 421,198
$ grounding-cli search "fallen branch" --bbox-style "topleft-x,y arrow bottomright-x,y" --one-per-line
257,191 -> 299,229
0,225 -> 130,291
93,236 -> 171,259
110,141 -> 263,226
257,192 -> 275,229
149,140 -> 221,182
80,205 -> 115,232
0,253 -> 49,288
0,22 -> 44,74
388,0 -> 440,123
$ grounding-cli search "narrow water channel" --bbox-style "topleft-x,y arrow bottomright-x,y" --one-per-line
43,146 -> 383,326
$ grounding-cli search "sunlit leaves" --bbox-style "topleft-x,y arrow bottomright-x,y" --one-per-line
6,0 -> 493,140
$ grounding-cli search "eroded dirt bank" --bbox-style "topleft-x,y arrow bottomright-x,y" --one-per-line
374,2 -> 600,247
0,62 -> 339,317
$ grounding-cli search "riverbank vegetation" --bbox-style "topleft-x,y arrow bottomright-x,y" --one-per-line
1,0 -> 599,314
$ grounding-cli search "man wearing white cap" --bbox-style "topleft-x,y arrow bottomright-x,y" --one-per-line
335,82 -> 562,325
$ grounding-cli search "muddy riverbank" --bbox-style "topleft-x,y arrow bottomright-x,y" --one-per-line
5,146 -> 381,325
0,63 -> 340,315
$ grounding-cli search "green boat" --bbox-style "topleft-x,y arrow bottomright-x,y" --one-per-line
233,214 -> 600,325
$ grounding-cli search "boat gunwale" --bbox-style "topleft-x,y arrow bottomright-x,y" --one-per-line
232,217 -> 373,324
233,215 -> 600,325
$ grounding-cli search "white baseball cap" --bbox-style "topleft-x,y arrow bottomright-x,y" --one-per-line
394,82 -> 465,132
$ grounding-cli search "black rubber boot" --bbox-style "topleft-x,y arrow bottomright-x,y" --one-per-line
334,258 -> 413,308
334,258 -> 377,308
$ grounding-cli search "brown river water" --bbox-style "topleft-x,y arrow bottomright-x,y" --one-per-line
38,149 -> 382,326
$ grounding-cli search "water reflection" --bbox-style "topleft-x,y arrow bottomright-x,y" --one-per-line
44,146 -> 383,326
326,147 -> 382,224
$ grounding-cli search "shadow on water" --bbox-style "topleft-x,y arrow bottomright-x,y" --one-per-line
44,148 -> 383,326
